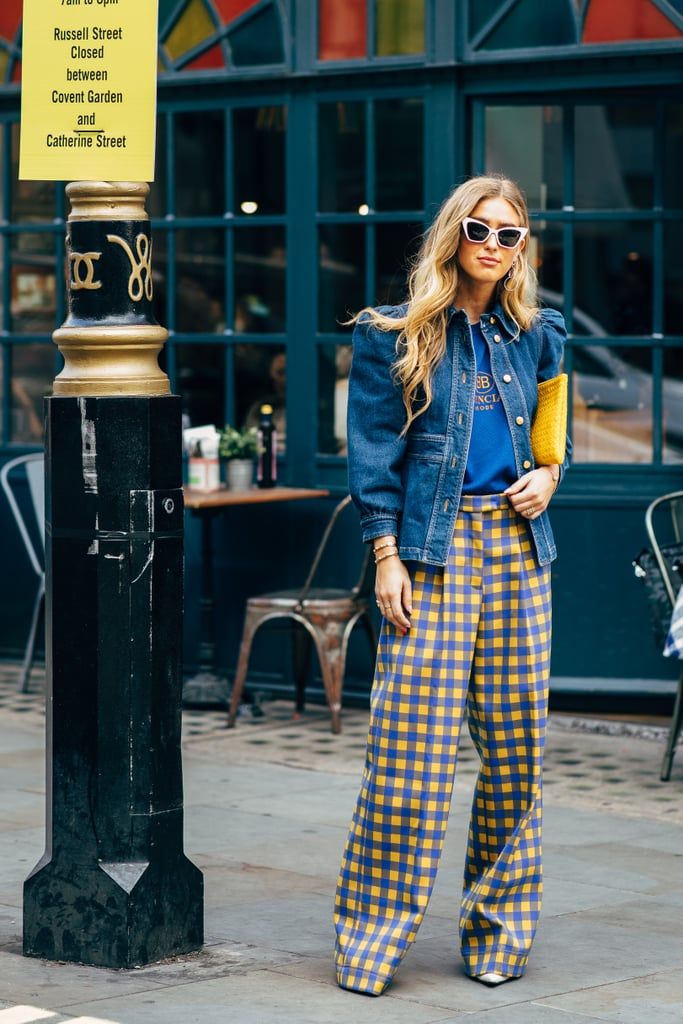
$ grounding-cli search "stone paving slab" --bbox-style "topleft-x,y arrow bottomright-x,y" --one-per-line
0,663 -> 682,1023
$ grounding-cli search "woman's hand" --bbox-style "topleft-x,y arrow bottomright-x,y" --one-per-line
504,465 -> 558,520
373,541 -> 412,633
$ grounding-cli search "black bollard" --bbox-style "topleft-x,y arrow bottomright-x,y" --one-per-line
23,182 -> 204,968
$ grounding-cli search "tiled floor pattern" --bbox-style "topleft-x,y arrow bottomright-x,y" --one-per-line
1,661 -> 681,823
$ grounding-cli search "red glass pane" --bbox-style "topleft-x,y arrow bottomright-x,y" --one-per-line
319,0 -> 367,60
11,59 -> 21,83
213,0 -> 260,23
183,42 -> 225,70
0,1 -> 21,42
583,0 -> 682,42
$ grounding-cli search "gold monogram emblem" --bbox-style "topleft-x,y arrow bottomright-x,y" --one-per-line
106,232 -> 154,302
69,251 -> 103,291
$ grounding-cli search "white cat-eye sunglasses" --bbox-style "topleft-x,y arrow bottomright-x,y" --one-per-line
461,217 -> 529,250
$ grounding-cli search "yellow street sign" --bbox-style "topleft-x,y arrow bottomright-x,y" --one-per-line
19,0 -> 159,181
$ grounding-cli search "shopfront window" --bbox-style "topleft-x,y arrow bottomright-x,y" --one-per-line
151,105 -> 288,442
485,106 -> 563,210
478,96 -> 681,467
11,344 -> 55,444
571,345 -> 654,464
316,94 -> 425,454
573,221 -> 653,336
575,105 -> 654,209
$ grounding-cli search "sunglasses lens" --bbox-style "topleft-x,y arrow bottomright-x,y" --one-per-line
464,220 -> 490,243
497,228 -> 523,248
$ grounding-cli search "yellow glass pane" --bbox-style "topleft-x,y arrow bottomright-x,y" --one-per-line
376,0 -> 424,56
165,0 -> 215,62
0,51 -> 8,82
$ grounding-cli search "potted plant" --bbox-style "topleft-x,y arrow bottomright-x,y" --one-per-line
219,425 -> 258,490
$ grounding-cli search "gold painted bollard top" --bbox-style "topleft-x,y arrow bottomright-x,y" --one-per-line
52,181 -> 170,397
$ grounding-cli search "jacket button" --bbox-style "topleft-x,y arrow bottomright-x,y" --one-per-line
494,334 -> 501,342
503,373 -> 511,383
443,499 -> 449,511
523,459 -> 532,469
451,455 -> 457,467
461,371 -> 467,383
516,415 -> 524,425
489,316 -> 495,324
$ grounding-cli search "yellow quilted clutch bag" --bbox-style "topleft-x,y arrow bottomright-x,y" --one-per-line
531,373 -> 568,465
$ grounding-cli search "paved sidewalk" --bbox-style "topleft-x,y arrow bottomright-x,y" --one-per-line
0,671 -> 682,1022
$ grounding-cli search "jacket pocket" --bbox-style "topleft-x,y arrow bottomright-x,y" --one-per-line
405,433 -> 446,463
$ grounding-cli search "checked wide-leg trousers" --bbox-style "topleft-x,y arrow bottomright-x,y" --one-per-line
334,493 -> 553,995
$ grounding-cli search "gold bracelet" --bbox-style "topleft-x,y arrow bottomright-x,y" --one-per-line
374,549 -> 399,564
373,539 -> 397,553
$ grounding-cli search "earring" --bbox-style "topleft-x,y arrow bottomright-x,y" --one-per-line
503,258 -> 519,292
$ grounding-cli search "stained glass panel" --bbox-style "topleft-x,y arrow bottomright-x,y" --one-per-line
229,3 -> 284,65
469,0 -> 506,40
0,1 -> 21,42
375,0 -> 425,56
214,0 -> 261,23
158,0 -> 181,33
583,0 -> 681,43
480,0 -> 576,48
319,0 -> 367,61
0,52 -> 8,83
184,42 -> 226,70
164,0 -> 217,63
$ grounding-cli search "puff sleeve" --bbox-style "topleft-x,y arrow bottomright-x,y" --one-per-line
537,307 -> 572,486
346,309 -> 408,542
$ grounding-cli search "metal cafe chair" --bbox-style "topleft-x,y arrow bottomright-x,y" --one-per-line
227,494 -> 377,734
634,490 -> 683,781
0,454 -> 45,693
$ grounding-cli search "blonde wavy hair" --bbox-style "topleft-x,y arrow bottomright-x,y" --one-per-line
349,174 -> 539,435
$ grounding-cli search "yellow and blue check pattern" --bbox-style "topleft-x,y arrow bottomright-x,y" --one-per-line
333,494 -> 552,995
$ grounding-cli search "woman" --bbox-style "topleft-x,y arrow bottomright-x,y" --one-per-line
333,174 -> 571,995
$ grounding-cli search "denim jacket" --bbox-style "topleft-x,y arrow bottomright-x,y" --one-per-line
346,300 -> 572,567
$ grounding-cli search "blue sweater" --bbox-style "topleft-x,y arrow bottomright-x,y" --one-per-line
462,321 -> 518,495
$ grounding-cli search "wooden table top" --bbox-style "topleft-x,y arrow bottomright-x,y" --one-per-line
183,485 -> 331,510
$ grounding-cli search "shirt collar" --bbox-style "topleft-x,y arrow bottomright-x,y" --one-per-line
447,297 -> 520,340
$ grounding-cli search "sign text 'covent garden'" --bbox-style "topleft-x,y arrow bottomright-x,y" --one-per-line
19,0 -> 158,181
